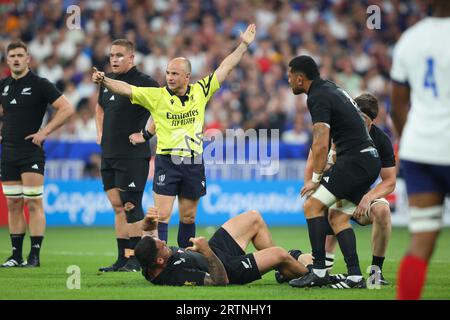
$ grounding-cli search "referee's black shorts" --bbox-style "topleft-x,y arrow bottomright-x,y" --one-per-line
209,227 -> 261,285
153,154 -> 206,199
101,157 -> 150,192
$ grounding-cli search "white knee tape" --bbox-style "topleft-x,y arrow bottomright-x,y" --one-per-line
2,185 -> 23,198
311,185 -> 337,207
329,199 -> 357,216
367,197 -> 390,218
409,206 -> 443,233
23,186 -> 44,199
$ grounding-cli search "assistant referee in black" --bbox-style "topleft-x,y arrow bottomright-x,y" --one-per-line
0,41 -> 74,268
95,39 -> 159,272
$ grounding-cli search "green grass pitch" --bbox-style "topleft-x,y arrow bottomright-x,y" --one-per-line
0,226 -> 449,300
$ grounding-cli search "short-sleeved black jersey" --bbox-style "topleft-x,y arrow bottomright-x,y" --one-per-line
150,246 -> 209,286
98,66 -> 158,158
0,71 -> 62,160
307,78 -> 374,156
370,124 -> 396,168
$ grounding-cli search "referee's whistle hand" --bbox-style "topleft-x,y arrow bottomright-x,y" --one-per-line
92,67 -> 105,84
240,23 -> 256,46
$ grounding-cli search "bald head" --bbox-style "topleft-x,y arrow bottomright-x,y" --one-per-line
166,57 -> 192,95
168,57 -> 191,74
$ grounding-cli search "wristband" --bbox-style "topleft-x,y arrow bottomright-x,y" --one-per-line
312,172 -> 323,183
142,129 -> 153,141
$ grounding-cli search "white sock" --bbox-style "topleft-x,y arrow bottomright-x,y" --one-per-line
347,275 -> 363,282
325,252 -> 335,270
313,268 -> 327,277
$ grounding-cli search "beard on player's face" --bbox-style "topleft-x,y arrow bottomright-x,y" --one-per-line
293,86 -> 305,95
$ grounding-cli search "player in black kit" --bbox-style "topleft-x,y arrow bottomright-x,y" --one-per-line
134,209 -> 311,286
287,56 -> 381,289
0,41 -> 74,267
95,39 -> 159,272
314,94 -> 396,286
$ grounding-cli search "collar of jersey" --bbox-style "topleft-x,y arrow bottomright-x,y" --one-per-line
10,69 -> 32,83
307,77 -> 324,95
166,85 -> 191,98
114,66 -> 137,79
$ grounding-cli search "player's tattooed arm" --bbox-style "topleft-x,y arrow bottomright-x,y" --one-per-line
202,252 -> 229,286
311,122 -> 330,176
186,237 -> 229,286
301,122 -> 330,197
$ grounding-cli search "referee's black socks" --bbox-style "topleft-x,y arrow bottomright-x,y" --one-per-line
178,222 -> 196,248
336,228 -> 362,276
306,216 -> 327,275
158,222 -> 168,243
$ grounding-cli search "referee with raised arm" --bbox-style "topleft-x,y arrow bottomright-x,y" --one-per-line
0,41 -> 74,267
287,56 -> 381,289
92,24 -> 257,249
95,39 -> 159,272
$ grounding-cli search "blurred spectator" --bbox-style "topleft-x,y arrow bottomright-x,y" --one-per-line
0,0 -> 421,164
74,99 -> 97,142
282,114 -> 311,145
38,54 -> 64,84
27,27 -> 52,63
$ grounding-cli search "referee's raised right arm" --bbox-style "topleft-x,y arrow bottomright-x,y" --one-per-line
92,67 -> 132,98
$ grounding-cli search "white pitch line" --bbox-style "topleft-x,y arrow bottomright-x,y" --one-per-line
0,250 -> 115,257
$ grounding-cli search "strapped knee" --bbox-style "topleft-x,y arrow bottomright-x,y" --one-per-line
2,185 -> 23,198
23,186 -> 44,199
119,190 -> 144,223
409,206 -> 443,233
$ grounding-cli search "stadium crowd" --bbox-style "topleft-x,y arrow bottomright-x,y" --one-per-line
0,0 -> 426,150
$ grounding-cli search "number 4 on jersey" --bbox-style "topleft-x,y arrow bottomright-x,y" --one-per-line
424,57 -> 438,98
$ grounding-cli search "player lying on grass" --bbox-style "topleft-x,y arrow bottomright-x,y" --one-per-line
134,209 -> 311,286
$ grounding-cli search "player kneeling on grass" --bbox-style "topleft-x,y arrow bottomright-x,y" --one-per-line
134,209 -> 311,286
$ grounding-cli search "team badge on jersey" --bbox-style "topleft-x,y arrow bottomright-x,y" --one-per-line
2,85 -> 9,96
156,174 -> 166,186
21,88 -> 32,95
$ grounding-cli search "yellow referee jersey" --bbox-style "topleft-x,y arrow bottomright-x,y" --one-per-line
130,73 -> 220,157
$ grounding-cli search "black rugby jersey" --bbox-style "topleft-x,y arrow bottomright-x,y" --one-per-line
0,70 -> 61,160
98,66 -> 158,158
370,124 -> 395,168
307,78 -> 374,156
149,246 -> 209,286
